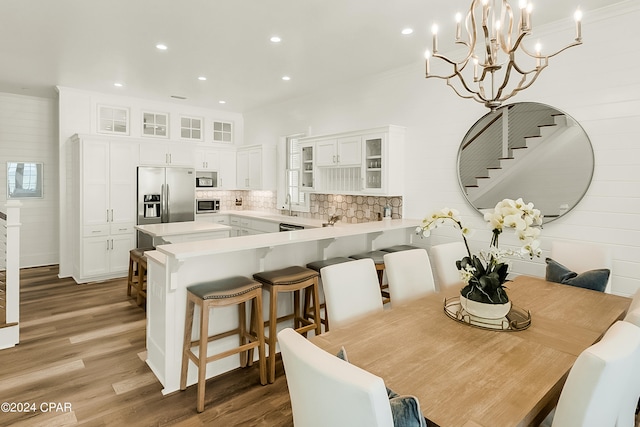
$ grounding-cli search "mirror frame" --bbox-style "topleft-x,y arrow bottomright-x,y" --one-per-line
456,102 -> 594,223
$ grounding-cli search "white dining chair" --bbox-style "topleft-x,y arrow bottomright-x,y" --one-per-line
320,258 -> 383,329
277,327 -> 394,427
550,241 -> 612,293
429,241 -> 467,291
383,249 -> 436,306
544,320 -> 640,427
618,289 -> 640,427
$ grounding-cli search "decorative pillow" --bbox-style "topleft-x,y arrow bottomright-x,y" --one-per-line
336,347 -> 427,427
545,258 -> 610,292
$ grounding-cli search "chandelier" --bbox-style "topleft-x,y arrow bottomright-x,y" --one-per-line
424,0 -> 583,110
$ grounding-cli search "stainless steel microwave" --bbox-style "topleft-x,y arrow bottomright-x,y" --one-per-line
196,177 -> 215,187
196,199 -> 220,213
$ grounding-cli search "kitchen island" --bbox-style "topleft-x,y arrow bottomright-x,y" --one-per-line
144,218 -> 424,394
135,221 -> 231,245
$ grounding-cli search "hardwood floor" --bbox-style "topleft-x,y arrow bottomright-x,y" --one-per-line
0,266 -> 293,427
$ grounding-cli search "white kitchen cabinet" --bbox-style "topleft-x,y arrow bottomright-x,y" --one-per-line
194,147 -> 220,171
140,141 -> 194,166
236,145 -> 276,190
228,215 -> 280,236
218,149 -> 236,189
300,143 -> 315,191
315,136 -> 361,166
298,125 -> 405,196
72,135 -> 138,283
196,214 -> 229,225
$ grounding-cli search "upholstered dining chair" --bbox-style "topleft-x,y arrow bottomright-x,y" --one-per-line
278,327 -> 395,427
320,258 -> 383,329
543,320 -> 640,427
383,249 -> 436,306
550,241 -> 612,293
618,289 -> 640,427
429,241 -> 467,291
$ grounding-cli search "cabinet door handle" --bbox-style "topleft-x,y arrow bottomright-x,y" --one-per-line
110,209 -> 114,222
169,153 -> 172,164
333,155 -> 336,163
106,209 -> 109,222
337,155 -> 340,163
106,240 -> 110,250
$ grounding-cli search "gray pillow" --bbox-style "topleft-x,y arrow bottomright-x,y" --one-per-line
336,347 -> 427,427
545,258 -> 610,292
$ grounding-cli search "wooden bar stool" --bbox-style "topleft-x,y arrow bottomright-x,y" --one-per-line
180,276 -> 266,413
253,266 -> 321,383
305,257 -> 353,332
127,248 -> 153,306
349,250 -> 390,303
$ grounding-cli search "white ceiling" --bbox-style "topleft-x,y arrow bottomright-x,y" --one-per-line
0,0 -> 617,112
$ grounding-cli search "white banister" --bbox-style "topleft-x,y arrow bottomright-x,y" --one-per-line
1,200 -> 21,349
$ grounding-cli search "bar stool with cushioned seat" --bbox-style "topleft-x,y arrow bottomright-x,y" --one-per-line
305,257 -> 353,332
127,247 -> 154,306
349,250 -> 390,303
180,276 -> 266,413
380,244 -> 420,253
253,266 -> 321,383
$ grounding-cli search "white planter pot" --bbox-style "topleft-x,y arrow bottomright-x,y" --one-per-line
459,295 -> 511,319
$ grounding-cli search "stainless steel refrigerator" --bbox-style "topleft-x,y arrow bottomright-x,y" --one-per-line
137,166 -> 195,248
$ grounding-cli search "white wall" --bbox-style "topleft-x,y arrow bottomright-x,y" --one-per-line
243,2 -> 640,296
0,93 -> 58,267
56,87 -> 245,277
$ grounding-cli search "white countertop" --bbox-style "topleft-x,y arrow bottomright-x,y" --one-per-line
153,218 -> 421,261
198,210 -> 326,228
135,221 -> 232,237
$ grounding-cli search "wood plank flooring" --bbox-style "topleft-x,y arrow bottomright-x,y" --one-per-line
0,266 -> 293,427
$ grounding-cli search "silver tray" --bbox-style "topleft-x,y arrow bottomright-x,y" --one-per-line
444,297 -> 531,331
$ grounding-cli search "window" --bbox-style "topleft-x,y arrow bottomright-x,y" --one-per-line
142,111 -> 168,137
7,162 -> 43,198
98,105 -> 129,135
213,121 -> 232,143
180,116 -> 203,140
285,134 -> 309,210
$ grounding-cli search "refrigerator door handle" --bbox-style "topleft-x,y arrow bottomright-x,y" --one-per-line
165,184 -> 170,222
161,184 -> 167,223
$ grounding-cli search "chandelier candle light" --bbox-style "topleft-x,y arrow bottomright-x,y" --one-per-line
424,0 -> 583,110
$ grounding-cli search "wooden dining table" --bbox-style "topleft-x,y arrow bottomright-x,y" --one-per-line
309,276 -> 631,427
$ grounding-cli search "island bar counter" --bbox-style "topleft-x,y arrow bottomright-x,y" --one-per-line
144,218 -> 423,394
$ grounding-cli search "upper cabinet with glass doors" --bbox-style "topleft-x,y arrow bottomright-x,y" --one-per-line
298,125 -> 404,196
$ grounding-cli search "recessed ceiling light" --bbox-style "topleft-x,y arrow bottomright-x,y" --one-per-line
156,43 -> 168,50
114,82 -> 123,87
198,76 -> 207,81
282,76 -> 291,81
270,36 -> 282,43
218,100 -> 226,104
402,28 -> 414,35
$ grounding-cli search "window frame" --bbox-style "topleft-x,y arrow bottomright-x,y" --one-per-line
97,104 -> 129,135
180,115 -> 204,141
141,111 -> 169,138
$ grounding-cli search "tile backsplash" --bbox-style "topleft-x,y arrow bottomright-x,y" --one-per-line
198,190 -> 403,224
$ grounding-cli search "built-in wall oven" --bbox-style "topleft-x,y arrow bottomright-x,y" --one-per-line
196,199 -> 220,214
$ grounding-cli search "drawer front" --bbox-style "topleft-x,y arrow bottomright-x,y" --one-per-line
83,225 -> 109,237
110,223 -> 135,235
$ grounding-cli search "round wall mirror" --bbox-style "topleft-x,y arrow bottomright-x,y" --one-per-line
457,102 -> 594,223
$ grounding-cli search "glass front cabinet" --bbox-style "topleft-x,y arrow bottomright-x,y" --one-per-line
297,125 -> 404,196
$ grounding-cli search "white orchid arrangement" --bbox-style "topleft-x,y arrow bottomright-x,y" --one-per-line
417,198 -> 543,304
